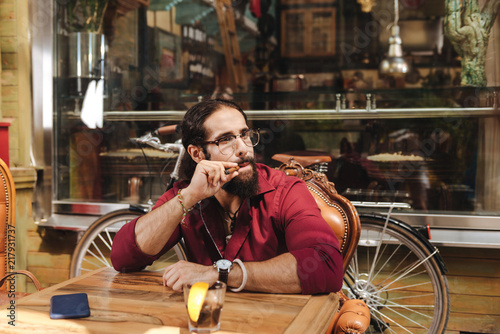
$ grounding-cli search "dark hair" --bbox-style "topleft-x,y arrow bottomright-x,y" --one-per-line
179,99 -> 247,179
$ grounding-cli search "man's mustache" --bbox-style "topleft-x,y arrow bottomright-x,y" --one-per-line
237,157 -> 255,164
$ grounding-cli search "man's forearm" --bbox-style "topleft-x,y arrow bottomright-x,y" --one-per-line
228,253 -> 301,293
135,185 -> 203,255
134,161 -> 237,256
134,198 -> 184,255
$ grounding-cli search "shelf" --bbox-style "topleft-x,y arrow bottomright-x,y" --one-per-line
101,86 -> 500,121
103,105 -> 498,122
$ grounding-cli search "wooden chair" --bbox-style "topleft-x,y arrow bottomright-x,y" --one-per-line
0,158 -> 41,305
275,156 -> 370,334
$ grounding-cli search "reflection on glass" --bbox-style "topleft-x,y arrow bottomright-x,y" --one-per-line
52,1 -> 500,219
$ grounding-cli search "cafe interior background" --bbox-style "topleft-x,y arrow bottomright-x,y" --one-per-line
1,0 -> 499,332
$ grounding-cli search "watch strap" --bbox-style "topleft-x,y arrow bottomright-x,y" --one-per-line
218,269 -> 229,284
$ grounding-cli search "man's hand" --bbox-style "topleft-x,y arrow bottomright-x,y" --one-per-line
163,260 -> 218,291
183,160 -> 239,206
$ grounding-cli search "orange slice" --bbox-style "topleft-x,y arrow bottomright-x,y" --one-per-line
187,282 -> 209,322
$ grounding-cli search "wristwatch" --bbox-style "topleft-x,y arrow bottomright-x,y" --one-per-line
214,259 -> 232,284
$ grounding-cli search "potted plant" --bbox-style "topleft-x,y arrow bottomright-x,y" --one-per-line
65,0 -> 109,33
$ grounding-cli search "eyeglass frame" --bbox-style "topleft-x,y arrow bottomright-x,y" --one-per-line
200,128 -> 260,155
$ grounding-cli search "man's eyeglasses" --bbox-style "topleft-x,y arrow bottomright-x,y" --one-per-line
202,128 -> 260,155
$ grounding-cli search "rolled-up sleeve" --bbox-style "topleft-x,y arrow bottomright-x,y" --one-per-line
110,185 -> 183,272
280,180 -> 343,294
110,218 -> 159,272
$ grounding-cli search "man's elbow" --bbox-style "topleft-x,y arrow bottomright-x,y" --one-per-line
110,245 -> 137,272
317,246 -> 343,293
110,247 -> 126,272
331,270 -> 343,293
295,250 -> 343,294
111,254 -> 144,273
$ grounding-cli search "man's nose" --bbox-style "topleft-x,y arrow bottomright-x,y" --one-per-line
233,136 -> 249,156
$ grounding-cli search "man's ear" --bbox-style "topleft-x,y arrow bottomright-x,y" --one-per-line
187,144 -> 205,163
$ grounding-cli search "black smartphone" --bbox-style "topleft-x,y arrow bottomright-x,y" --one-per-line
49,293 -> 91,319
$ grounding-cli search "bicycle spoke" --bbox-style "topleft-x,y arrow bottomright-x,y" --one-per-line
372,243 -> 402,283
373,298 -> 433,330
388,292 -> 436,301
366,207 -> 394,285
86,246 -> 110,267
369,307 -> 413,334
92,239 -> 111,267
378,265 -> 427,288
377,294 -> 434,317
97,232 -> 112,251
382,279 -> 432,293
163,251 -> 179,262
82,257 -> 106,269
105,227 -> 115,249
374,245 -> 411,280
379,250 -> 438,293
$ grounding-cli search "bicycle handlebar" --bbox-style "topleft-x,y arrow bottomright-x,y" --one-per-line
133,127 -> 183,153
153,124 -> 180,136
132,127 -> 185,183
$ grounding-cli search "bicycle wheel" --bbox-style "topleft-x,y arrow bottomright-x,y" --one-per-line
70,209 -> 187,278
344,215 -> 450,334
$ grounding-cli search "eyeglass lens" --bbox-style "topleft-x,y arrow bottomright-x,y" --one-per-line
219,129 -> 259,155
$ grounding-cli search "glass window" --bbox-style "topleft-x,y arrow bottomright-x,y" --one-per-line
52,0 -> 500,220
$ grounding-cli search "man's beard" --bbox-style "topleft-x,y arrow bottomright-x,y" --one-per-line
223,160 -> 260,198
202,149 -> 260,198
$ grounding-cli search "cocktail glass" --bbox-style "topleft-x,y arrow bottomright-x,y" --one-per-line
183,281 -> 226,333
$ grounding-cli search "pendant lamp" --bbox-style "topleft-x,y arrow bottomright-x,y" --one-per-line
379,0 -> 410,76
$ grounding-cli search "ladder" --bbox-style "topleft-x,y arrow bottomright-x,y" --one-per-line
214,0 -> 247,92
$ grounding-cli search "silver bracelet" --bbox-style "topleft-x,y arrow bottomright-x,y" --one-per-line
230,259 -> 247,292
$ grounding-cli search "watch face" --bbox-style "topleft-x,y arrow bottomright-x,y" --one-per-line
216,259 -> 232,271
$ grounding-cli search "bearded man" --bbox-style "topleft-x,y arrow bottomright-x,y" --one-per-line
111,99 -> 342,295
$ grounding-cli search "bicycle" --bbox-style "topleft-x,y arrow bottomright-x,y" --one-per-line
274,153 -> 450,334
345,203 -> 449,334
70,129 -> 450,334
69,125 -> 188,277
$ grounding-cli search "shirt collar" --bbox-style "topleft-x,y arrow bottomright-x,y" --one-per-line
254,163 -> 276,197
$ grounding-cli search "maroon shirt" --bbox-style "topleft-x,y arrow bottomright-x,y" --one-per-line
111,164 -> 343,294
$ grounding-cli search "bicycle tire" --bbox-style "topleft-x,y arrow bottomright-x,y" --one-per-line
70,209 -> 187,278
344,215 -> 450,334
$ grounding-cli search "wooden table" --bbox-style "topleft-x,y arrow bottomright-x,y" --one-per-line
0,268 -> 339,333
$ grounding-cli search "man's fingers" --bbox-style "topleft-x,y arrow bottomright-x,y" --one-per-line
201,163 -> 225,186
173,280 -> 184,292
162,261 -> 216,291
163,261 -> 182,286
164,268 -> 180,288
190,160 -> 239,197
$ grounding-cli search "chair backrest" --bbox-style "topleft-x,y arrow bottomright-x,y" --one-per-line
0,158 -> 15,289
277,158 -> 361,274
